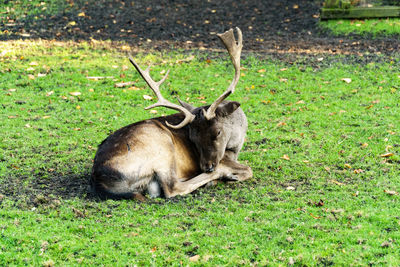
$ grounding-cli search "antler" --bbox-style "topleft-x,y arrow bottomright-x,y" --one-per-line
204,27 -> 243,120
128,55 -> 195,129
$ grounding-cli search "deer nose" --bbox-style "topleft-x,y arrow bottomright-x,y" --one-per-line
205,162 -> 215,173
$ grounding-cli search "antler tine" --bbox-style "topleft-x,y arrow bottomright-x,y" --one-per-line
128,55 -> 195,129
204,27 -> 243,120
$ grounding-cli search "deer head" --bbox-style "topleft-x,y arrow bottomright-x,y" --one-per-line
129,28 -> 243,173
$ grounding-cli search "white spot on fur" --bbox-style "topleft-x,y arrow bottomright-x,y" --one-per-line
148,180 -> 161,198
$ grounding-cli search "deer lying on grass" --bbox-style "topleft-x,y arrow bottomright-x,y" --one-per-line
91,28 -> 252,200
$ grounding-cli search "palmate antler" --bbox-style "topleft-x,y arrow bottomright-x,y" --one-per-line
128,27 -> 242,128
204,27 -> 243,120
128,56 -> 195,129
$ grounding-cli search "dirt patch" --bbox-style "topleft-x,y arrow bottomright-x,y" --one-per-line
2,0 -> 399,56
0,172 -> 91,204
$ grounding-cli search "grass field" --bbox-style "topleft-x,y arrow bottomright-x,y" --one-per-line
1,38 -> 400,265
319,18 -> 400,37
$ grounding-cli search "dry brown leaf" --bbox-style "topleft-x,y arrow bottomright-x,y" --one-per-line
353,169 -> 363,174
114,81 -> 134,88
380,152 -> 394,158
69,92 -> 81,96
344,163 -> 352,169
257,69 -> 266,73
189,255 -> 200,262
87,76 -> 113,80
281,154 -> 290,161
360,143 -> 368,148
330,179 -> 345,186
384,190 -> 398,196
276,121 -> 287,127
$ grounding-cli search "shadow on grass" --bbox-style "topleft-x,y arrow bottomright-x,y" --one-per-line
0,171 -> 93,203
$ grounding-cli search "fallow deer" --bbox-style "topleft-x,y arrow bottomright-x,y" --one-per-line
91,28 -> 252,200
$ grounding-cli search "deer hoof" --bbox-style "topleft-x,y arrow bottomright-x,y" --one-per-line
223,173 -> 240,181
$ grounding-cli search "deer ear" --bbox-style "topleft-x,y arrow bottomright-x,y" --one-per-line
215,101 -> 240,117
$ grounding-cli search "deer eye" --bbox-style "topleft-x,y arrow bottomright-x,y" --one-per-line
212,130 -> 221,140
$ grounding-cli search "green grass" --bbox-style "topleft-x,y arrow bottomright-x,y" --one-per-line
319,18 -> 400,37
1,40 -> 400,265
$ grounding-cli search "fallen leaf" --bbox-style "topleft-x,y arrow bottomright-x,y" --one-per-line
330,208 -> 344,214
257,69 -> 266,73
281,154 -> 290,161
37,73 -> 46,77
114,81 -> 134,88
72,207 -> 85,218
127,86 -> 141,91
26,67 -> 35,71
380,152 -> 394,158
46,91 -> 54,96
87,76 -> 114,80
330,179 -> 345,186
42,116 -> 51,119
360,143 -> 368,148
29,61 -> 39,66
28,74 -> 35,80
309,212 -> 320,219
344,163 -> 352,169
125,232 -> 139,237
69,92 -> 81,96
68,21 -> 76,26
286,186 -> 295,190
341,78 -> 352,83
189,255 -> 200,262
143,95 -> 153,100
384,190 -> 398,196
78,12 -> 85,17
353,169 -> 363,174
149,110 -> 157,114
276,121 -> 286,127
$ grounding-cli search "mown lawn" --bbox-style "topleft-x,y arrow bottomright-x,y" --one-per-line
319,18 -> 400,37
1,39 -> 399,265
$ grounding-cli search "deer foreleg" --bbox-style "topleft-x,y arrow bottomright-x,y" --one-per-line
164,171 -> 226,198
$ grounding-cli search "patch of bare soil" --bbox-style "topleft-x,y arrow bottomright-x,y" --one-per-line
2,0 -> 399,56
